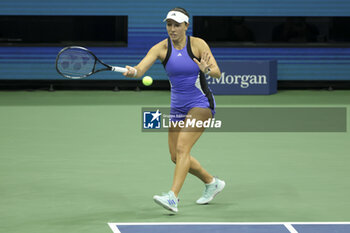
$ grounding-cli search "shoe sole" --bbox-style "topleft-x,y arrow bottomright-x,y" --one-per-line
196,180 -> 226,205
153,197 -> 178,213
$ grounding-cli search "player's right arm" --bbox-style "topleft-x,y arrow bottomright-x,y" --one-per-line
123,40 -> 166,78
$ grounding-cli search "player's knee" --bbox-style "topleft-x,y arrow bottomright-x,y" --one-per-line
169,148 -> 177,164
175,144 -> 189,159
170,155 -> 176,164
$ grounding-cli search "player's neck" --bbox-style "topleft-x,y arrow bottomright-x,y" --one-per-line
172,35 -> 187,50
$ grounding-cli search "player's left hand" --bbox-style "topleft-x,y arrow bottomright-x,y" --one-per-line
193,52 -> 212,74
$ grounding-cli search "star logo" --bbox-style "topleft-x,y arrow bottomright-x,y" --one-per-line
143,109 -> 162,129
151,109 -> 161,122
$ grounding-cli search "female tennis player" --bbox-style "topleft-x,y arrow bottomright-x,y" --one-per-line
123,7 -> 225,213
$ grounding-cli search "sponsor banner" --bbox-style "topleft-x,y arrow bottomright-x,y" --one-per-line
207,60 -> 277,95
142,107 -> 346,132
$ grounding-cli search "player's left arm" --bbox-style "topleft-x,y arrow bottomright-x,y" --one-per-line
193,38 -> 221,79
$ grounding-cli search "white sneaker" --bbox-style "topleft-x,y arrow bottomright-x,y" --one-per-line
196,177 -> 225,205
153,191 -> 179,213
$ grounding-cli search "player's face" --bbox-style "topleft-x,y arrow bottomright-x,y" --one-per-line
166,20 -> 188,41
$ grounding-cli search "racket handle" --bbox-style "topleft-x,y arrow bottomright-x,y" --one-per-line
111,66 -> 128,73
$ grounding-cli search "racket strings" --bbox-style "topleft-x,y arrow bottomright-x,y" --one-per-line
57,49 -> 96,78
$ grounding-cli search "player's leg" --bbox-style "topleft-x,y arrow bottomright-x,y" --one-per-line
170,107 -> 213,197
170,107 -> 225,204
168,125 -> 213,184
153,107 -> 224,211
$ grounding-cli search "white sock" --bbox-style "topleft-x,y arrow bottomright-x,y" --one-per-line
206,177 -> 216,185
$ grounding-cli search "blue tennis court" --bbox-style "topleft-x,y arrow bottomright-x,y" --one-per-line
108,222 -> 350,233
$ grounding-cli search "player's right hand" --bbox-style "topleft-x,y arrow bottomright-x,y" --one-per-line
124,66 -> 138,78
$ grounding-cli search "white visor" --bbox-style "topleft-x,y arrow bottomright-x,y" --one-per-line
163,11 -> 189,24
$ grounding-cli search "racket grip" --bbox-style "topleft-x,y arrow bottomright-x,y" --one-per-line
111,66 -> 128,73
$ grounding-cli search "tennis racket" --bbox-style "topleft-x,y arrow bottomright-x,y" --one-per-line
55,46 -> 127,79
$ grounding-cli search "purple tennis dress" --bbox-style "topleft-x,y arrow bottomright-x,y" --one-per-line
162,36 -> 216,121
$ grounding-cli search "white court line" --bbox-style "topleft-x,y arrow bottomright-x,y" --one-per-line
109,222 -> 350,225
284,223 -> 299,233
108,222 -> 350,233
108,223 -> 121,233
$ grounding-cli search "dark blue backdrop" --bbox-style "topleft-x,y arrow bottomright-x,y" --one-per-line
0,0 -> 350,81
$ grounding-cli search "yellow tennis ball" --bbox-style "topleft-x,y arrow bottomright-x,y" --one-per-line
142,76 -> 153,86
